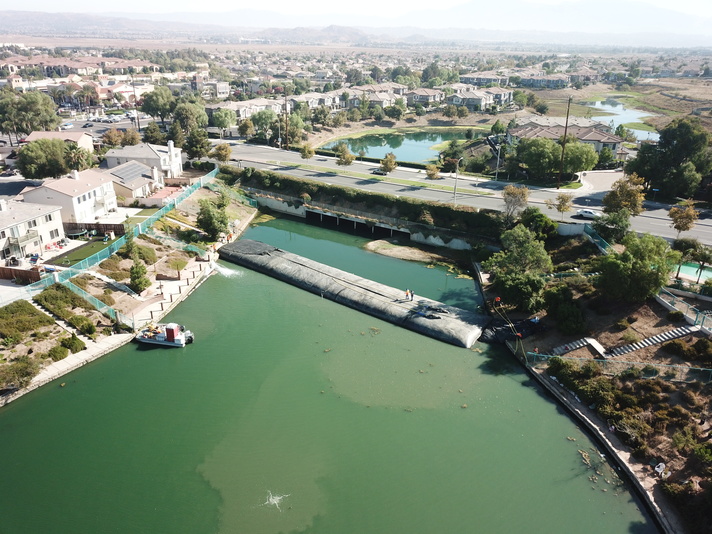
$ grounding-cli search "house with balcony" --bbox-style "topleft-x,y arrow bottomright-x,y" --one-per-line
507,125 -> 624,155
0,200 -> 64,262
104,141 -> 183,179
22,169 -> 118,223
405,88 -> 445,106
446,90 -> 494,112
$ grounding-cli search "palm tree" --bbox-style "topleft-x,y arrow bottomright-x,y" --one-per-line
77,84 -> 99,112
692,246 -> 712,284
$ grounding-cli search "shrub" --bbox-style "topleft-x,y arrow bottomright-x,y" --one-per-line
68,315 -> 96,336
622,330 -> 641,343
136,245 -> 157,265
60,334 -> 86,354
100,255 -> 122,271
138,234 -> 162,246
667,310 -> 685,322
98,293 -> 115,306
47,345 -> 69,362
615,318 -> 630,331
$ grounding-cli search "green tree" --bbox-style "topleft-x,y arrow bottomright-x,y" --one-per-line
336,147 -> 356,166
142,121 -> 166,144
196,198 -> 229,240
425,164 -> 441,179
0,90 -> 61,141
312,105 -> 330,126
519,207 -> 557,240
535,102 -> 549,114
380,152 -> 397,173
516,138 -> 561,180
64,144 -> 93,171
596,233 -> 680,302
563,142 -> 598,175
250,109 -> 277,137
591,209 -> 631,244
483,224 -> 553,276
414,104 -> 426,116
210,143 -> 231,163
211,108 -> 237,132
173,102 -> 208,132
384,105 -> 404,121
102,128 -> 123,147
597,146 -> 616,168
668,201 -> 699,238
490,119 -> 506,135
602,173 -> 645,216
16,138 -> 69,179
502,185 -> 530,223
691,246 -> 712,284
442,105 -> 458,118
140,86 -> 176,126
185,128 -> 211,159
545,192 -> 574,221
672,238 -> 702,278
121,129 -> 141,146
129,251 -> 151,294
625,117 -> 712,197
237,119 -> 255,138
456,106 -> 469,118
300,143 -> 315,160
167,122 -> 185,148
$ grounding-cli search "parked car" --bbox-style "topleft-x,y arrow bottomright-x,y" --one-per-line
82,123 -> 94,128
576,208 -> 601,219
60,122 -> 74,130
371,168 -> 388,175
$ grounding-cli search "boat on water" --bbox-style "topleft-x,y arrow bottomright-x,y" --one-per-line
135,323 -> 194,347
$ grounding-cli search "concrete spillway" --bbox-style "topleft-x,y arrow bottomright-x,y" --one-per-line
218,240 -> 490,348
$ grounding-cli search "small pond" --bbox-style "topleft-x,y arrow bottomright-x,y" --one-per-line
586,99 -> 660,141
323,130 -> 470,163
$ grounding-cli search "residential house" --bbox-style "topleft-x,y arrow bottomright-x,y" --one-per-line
514,115 -> 612,133
519,74 -> 570,89
22,169 -> 118,223
105,161 -> 164,206
507,125 -> 624,155
459,72 -> 509,86
104,141 -> 183,179
483,87 -> 514,106
24,131 -> 95,153
405,88 -> 445,106
446,90 -> 494,112
0,200 -> 64,261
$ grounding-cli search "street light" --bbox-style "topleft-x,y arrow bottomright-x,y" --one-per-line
453,157 -> 464,205
494,143 -> 501,183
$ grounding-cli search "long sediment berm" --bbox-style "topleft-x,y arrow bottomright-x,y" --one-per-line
219,239 -> 490,348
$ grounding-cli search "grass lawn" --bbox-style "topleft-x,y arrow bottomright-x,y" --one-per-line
622,121 -> 657,132
47,238 -> 122,266
136,208 -> 160,216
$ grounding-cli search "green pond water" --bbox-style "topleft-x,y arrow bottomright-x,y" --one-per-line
0,218 -> 657,533
324,130 -> 468,163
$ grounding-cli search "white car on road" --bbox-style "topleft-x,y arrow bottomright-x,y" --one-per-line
576,208 -> 601,219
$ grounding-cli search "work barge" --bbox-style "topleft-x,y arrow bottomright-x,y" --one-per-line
219,240 -> 490,348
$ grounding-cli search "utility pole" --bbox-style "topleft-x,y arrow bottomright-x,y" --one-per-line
284,92 -> 289,151
557,95 -> 572,189
131,74 -> 141,132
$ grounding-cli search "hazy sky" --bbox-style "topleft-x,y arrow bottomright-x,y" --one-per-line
18,0 -> 712,19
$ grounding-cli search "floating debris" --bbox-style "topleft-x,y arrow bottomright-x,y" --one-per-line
566,436 -> 577,441
461,404 -> 468,409
578,449 -> 592,467
323,348 -> 331,353
262,491 -> 290,511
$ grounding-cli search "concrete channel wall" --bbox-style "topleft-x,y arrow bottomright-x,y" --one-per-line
219,239 -> 490,348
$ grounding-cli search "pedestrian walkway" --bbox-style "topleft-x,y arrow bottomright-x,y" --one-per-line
605,325 -> 700,357
550,325 -> 700,359
552,337 -> 606,357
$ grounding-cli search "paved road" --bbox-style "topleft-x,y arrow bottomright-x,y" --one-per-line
224,142 -> 712,246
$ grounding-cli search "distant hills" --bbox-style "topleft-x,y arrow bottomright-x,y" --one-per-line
0,6 -> 711,49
